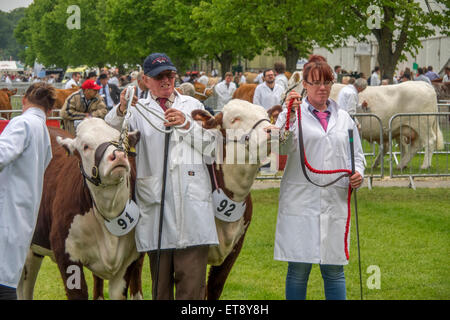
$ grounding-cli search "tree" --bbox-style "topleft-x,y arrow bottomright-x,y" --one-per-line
0,8 -> 26,61
105,0 -> 197,71
15,0 -> 114,68
189,0 -> 265,77
240,0 -> 349,72
337,0 -> 450,79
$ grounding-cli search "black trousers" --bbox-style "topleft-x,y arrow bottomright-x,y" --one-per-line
0,285 -> 17,300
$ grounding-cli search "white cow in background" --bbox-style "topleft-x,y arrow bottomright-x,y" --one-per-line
330,81 -> 444,169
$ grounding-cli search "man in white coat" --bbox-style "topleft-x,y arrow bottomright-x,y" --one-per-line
0,83 -> 54,299
105,53 -> 218,300
336,78 -> 368,120
214,72 -> 236,110
253,69 -> 284,111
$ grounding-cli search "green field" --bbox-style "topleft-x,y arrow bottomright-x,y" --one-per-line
31,187 -> 450,300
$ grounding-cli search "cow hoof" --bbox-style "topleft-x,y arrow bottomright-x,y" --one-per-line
420,165 -> 430,170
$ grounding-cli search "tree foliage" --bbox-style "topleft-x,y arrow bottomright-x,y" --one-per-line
335,0 -> 450,78
0,8 -> 26,61
12,0 -> 449,76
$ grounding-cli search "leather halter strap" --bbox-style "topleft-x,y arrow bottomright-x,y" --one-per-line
79,141 -> 121,187
225,118 -> 270,144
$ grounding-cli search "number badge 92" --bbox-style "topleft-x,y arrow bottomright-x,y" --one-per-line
212,189 -> 246,222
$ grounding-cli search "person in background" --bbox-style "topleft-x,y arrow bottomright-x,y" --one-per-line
369,66 -> 381,86
265,54 -> 365,300
64,72 -> 81,89
333,65 -> 342,82
98,73 -> 121,110
337,78 -> 368,116
443,67 -> 450,83
60,79 -> 107,135
87,71 -> 98,82
0,82 -> 55,300
274,62 -> 288,91
414,67 -> 432,85
253,69 -> 284,111
214,71 -> 236,110
424,66 -> 439,81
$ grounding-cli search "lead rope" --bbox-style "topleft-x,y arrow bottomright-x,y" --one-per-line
285,97 -> 353,260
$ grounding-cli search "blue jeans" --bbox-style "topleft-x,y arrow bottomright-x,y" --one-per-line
285,262 -> 346,300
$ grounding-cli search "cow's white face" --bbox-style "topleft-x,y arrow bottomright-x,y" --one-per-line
57,118 -> 137,219
58,118 -> 130,184
222,99 -> 271,165
192,100 -> 271,202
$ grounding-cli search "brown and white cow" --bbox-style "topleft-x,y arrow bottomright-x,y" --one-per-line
0,88 -> 17,119
17,118 -> 143,300
192,99 -> 273,299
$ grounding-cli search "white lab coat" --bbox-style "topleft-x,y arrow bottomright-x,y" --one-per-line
275,74 -> 288,91
274,98 -> 365,265
253,82 -> 284,111
214,81 -> 236,110
336,84 -> 359,115
0,108 -> 52,288
370,72 -> 380,86
105,91 -> 219,252
64,78 -> 78,89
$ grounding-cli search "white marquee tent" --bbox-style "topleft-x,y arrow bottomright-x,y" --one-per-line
0,61 -> 24,72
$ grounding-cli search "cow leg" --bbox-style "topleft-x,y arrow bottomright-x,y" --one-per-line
421,133 -> 437,170
108,273 -> 128,300
372,141 -> 387,169
17,249 -> 44,300
124,254 -> 144,300
53,250 -> 89,300
92,275 -> 105,300
207,230 -> 248,300
398,135 -> 422,170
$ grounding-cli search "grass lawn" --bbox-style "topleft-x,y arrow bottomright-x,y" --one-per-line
31,187 -> 449,300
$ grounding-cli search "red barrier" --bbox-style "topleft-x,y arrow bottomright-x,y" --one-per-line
0,119 -> 60,134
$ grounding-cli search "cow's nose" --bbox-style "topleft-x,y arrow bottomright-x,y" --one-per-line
109,149 -> 127,162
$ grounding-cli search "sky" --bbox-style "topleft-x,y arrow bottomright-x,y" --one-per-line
0,0 -> 33,12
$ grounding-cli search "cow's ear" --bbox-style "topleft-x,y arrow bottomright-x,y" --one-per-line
191,109 -> 221,129
56,136 -> 76,156
128,130 -> 141,149
10,88 -> 17,96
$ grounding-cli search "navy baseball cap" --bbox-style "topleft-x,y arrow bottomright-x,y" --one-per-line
143,53 -> 177,77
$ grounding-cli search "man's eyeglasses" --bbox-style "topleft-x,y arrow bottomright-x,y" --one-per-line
152,72 -> 176,80
305,80 -> 334,87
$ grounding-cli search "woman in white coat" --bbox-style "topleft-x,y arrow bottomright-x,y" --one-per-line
0,83 -> 54,299
269,55 -> 365,300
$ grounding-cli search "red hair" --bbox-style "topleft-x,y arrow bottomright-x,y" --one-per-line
303,55 -> 334,82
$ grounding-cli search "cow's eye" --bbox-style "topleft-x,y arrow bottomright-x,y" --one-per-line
83,144 -> 89,151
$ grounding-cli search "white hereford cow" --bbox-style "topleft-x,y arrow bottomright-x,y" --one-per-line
330,81 -> 444,169
192,99 -> 272,299
17,118 -> 143,300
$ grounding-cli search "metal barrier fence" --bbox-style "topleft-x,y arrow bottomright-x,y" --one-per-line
388,112 -> 450,188
1,82 -> 65,95
2,105 -> 449,188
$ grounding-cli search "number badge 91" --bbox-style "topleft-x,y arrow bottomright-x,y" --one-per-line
212,189 -> 246,222
104,199 -> 140,236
